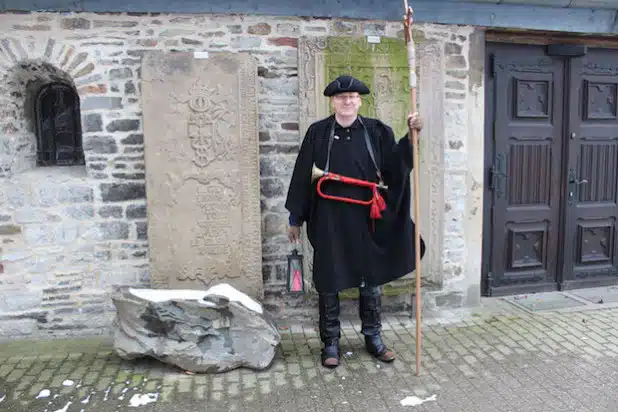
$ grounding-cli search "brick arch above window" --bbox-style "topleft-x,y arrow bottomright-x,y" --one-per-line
0,37 -> 97,81
0,37 -> 104,176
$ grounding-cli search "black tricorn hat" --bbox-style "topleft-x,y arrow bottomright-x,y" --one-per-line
323,75 -> 370,97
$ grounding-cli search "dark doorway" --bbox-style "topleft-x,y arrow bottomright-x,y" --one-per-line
34,82 -> 84,166
483,41 -> 618,296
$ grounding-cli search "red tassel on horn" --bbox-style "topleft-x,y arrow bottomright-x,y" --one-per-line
375,191 -> 386,212
369,188 -> 387,220
370,202 -> 381,220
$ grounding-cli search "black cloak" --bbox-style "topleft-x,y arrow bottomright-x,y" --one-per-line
285,114 -> 426,293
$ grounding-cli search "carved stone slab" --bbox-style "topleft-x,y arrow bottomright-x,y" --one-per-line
298,36 -> 445,287
142,51 -> 262,299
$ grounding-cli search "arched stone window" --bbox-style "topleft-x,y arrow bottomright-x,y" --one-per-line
34,82 -> 85,166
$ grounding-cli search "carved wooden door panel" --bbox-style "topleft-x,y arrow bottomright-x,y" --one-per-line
561,49 -> 618,288
485,43 -> 566,296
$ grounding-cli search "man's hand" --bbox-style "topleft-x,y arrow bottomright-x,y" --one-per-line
288,225 -> 301,243
408,112 -> 423,132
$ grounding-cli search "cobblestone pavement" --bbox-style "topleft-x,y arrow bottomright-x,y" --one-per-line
2,297 -> 618,411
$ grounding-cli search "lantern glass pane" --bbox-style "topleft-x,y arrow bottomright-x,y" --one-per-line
288,256 -> 303,292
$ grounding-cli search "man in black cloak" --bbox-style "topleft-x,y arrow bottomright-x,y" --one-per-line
285,74 -> 426,368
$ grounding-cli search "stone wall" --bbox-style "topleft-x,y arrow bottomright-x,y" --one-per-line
0,11 -> 481,339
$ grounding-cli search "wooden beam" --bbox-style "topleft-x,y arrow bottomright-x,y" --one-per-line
486,29 -> 618,49
443,0 -> 618,9
3,0 -> 618,35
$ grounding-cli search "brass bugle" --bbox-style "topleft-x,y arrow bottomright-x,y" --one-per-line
311,163 -> 388,190
311,163 -> 326,183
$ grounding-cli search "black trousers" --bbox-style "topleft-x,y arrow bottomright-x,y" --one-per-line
318,285 -> 382,345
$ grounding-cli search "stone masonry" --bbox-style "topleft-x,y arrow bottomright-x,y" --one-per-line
0,12 -> 480,339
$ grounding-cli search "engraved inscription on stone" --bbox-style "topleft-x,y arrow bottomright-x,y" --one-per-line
141,51 -> 262,299
185,81 -> 237,167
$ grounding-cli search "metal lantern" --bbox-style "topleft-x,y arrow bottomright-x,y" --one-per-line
286,248 -> 305,294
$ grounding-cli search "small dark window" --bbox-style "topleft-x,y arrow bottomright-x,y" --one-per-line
34,82 -> 84,166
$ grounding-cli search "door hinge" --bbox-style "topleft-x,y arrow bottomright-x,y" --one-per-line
485,272 -> 494,297
489,153 -> 506,198
492,119 -> 497,141
489,53 -> 496,78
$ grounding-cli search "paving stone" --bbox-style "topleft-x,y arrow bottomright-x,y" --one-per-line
3,302 -> 618,411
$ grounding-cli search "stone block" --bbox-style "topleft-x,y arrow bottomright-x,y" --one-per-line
446,92 -> 466,100
446,81 -> 466,91
276,23 -> 300,36
0,224 -> 21,235
125,81 -> 136,94
88,163 -> 106,171
435,292 -> 464,308
96,221 -> 130,240
259,154 -> 295,177
99,205 -> 123,218
111,172 -> 145,180
446,55 -> 467,69
231,36 -> 262,49
106,119 -> 140,133
109,68 -> 133,80
262,213 -> 286,238
445,42 -> 463,55
0,285 -> 43,312
84,135 -> 117,154
363,23 -> 386,36
81,97 -> 123,111
52,222 -> 80,244
93,20 -> 138,28
20,253 -> 54,274
248,23 -> 271,35
5,185 -> 26,209
23,224 -> 55,246
0,319 -> 37,337
227,24 -> 242,34
58,186 -> 94,204
268,37 -> 298,48
61,18 -> 90,30
83,113 -> 103,132
260,177 -> 285,198
135,221 -> 147,240
126,204 -> 147,219
121,134 -> 143,145
141,51 -> 262,298
31,187 -> 57,208
100,183 -> 146,202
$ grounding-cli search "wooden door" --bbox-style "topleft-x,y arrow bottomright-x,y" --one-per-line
484,43 -> 567,296
561,48 -> 618,288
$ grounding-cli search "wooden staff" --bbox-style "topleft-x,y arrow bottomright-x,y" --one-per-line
402,0 -> 422,376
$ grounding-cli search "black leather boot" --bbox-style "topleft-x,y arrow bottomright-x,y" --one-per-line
359,285 -> 395,363
318,292 -> 341,368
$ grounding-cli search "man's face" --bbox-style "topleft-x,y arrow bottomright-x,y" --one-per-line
330,92 -> 361,117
